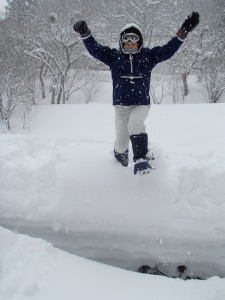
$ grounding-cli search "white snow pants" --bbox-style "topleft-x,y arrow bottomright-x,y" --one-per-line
114,105 -> 150,154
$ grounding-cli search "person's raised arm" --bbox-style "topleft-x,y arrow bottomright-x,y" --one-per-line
149,12 -> 200,66
73,20 -> 114,66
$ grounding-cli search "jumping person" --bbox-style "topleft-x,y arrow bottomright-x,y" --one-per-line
73,12 -> 199,175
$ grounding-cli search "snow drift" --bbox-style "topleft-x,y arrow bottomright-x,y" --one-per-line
1,102 -> 225,299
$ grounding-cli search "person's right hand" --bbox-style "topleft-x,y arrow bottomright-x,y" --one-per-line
73,20 -> 88,35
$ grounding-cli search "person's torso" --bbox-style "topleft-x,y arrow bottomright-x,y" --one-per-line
110,49 -> 153,105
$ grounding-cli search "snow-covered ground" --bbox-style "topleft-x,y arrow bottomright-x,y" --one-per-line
1,78 -> 225,299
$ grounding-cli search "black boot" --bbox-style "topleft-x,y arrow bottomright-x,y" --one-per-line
130,133 -> 152,175
114,149 -> 129,167
130,133 -> 148,162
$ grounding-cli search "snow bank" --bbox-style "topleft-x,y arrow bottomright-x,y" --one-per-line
1,226 -> 225,300
1,103 -> 225,274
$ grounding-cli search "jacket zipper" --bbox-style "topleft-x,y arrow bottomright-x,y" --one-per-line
129,55 -> 133,73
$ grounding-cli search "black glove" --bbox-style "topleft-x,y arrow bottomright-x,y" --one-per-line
73,20 -> 91,38
177,12 -> 200,41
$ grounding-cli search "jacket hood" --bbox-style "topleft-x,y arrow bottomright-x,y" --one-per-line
120,23 -> 143,35
119,23 -> 143,54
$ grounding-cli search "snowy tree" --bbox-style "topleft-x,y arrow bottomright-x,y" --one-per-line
164,0 -> 225,100
0,11 -> 35,130
3,0 -> 87,104
1,0 -> 224,107
101,0 -> 174,47
168,27 -> 207,97
198,0 -> 225,103
29,12 -> 82,104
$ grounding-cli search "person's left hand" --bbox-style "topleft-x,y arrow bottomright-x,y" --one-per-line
176,12 -> 200,41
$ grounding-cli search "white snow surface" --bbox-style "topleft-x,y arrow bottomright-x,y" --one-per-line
1,99 -> 225,299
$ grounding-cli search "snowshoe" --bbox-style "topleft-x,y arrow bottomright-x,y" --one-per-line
134,159 -> 153,175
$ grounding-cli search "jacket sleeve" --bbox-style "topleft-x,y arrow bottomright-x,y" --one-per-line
82,35 -> 114,67
149,37 -> 183,67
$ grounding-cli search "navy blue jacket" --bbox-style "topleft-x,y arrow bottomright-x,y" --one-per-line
83,35 -> 182,106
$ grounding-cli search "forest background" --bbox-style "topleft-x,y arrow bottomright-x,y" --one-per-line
0,0 -> 224,130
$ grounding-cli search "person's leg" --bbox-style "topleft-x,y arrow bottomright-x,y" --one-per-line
128,105 -> 150,136
128,105 -> 150,161
114,105 -> 132,153
114,105 -> 132,166
128,105 -> 152,174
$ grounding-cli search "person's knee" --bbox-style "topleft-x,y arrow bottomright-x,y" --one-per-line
128,119 -> 146,135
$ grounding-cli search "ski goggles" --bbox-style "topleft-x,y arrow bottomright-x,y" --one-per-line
121,33 -> 140,43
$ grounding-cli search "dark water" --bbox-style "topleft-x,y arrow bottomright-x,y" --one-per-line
1,218 -> 225,279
